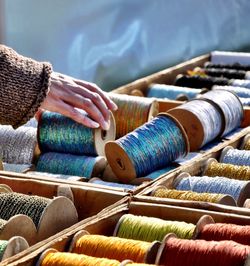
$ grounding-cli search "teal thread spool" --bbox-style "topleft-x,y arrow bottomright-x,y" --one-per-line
36,152 -> 107,179
105,113 -> 188,183
38,111 -> 115,156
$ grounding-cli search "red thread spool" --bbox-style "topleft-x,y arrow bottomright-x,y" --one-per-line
197,223 -> 250,245
156,234 -> 250,266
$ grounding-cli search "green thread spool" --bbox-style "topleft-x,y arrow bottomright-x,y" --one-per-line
0,193 -> 50,227
114,214 -> 196,242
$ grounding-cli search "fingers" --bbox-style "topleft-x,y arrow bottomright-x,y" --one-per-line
52,82 -> 110,130
40,96 -> 100,128
74,79 -> 118,111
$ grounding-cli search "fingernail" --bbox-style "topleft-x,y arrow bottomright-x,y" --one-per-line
91,121 -> 100,128
102,120 -> 110,131
111,102 -> 118,111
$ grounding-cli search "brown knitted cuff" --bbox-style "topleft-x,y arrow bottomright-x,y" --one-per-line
0,45 -> 53,128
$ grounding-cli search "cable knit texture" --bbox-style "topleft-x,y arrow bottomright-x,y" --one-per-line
0,45 -> 52,128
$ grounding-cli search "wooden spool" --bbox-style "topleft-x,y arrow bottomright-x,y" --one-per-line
0,215 -> 37,245
105,113 -> 189,183
219,146 -> 234,163
168,98 -> 224,151
0,184 -> 13,193
37,196 -> 78,242
173,172 -> 237,206
1,236 -> 29,262
240,134 -> 250,150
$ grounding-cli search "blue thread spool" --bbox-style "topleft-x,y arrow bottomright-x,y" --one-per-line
89,177 -> 136,191
220,146 -> 250,167
168,99 -> 223,151
173,172 -> 250,206
239,97 -> 250,106
105,113 -> 189,183
36,152 -> 107,179
213,85 -> 250,98
38,111 -> 115,156
199,89 -> 243,137
147,84 -> 202,100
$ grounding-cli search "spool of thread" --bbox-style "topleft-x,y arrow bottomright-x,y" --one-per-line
174,74 -> 229,89
38,111 -> 115,156
212,85 -> 250,98
220,146 -> 250,167
195,68 -> 249,80
40,251 -> 121,266
114,214 -> 196,242
199,90 -> 243,136
147,84 -> 202,100
204,159 -> 250,181
105,113 -> 188,182
26,171 -> 84,181
72,234 -> 157,263
0,192 -> 50,227
239,97 -> 250,106
0,237 -> 29,262
168,99 -> 223,151
2,163 -> 33,173
156,235 -> 250,266
89,178 -> 136,191
197,222 -> 250,245
109,93 -> 158,139
242,134 -> 250,150
230,78 -> 250,89
204,61 -> 250,71
211,50 -> 250,65
0,125 -> 37,164
174,173 -> 250,206
151,187 -> 236,206
36,152 -> 106,179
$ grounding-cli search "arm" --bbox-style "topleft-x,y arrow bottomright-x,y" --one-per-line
0,45 -> 117,129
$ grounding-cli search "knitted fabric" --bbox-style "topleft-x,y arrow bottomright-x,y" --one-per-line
0,45 -> 52,128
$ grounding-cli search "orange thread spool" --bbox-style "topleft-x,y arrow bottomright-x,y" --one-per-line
41,251 -> 120,266
72,234 -> 152,263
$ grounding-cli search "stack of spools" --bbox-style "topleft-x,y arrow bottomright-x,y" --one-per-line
174,51 -> 250,107
39,213 -> 250,266
35,111 -> 115,180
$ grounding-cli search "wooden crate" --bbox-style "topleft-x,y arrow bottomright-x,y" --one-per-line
4,196 -> 250,266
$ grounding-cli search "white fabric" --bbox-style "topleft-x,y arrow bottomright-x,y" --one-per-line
2,0 -> 250,91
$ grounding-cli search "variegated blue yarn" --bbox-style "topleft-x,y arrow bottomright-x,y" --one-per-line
38,111 -> 97,155
36,152 -> 99,178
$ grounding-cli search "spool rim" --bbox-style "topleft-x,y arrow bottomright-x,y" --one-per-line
219,146 -> 234,163
172,172 -> 191,188
36,248 -> 58,266
203,158 -> 218,176
68,230 -> 90,252
240,134 -> 250,150
192,215 -> 215,239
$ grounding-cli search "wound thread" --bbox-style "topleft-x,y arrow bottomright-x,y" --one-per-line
221,148 -> 250,167
111,115 -> 187,177
116,214 -> 195,242
41,252 -> 121,266
36,152 -> 102,179
153,188 -> 225,203
72,234 -> 152,263
205,160 -> 250,181
109,93 -> 157,139
158,237 -> 250,266
198,223 -> 250,245
175,175 -> 246,202
0,192 -> 50,227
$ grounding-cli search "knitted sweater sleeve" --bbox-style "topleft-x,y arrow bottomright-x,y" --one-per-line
0,44 -> 52,128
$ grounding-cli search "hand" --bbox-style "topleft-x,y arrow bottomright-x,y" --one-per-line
38,72 -> 117,130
